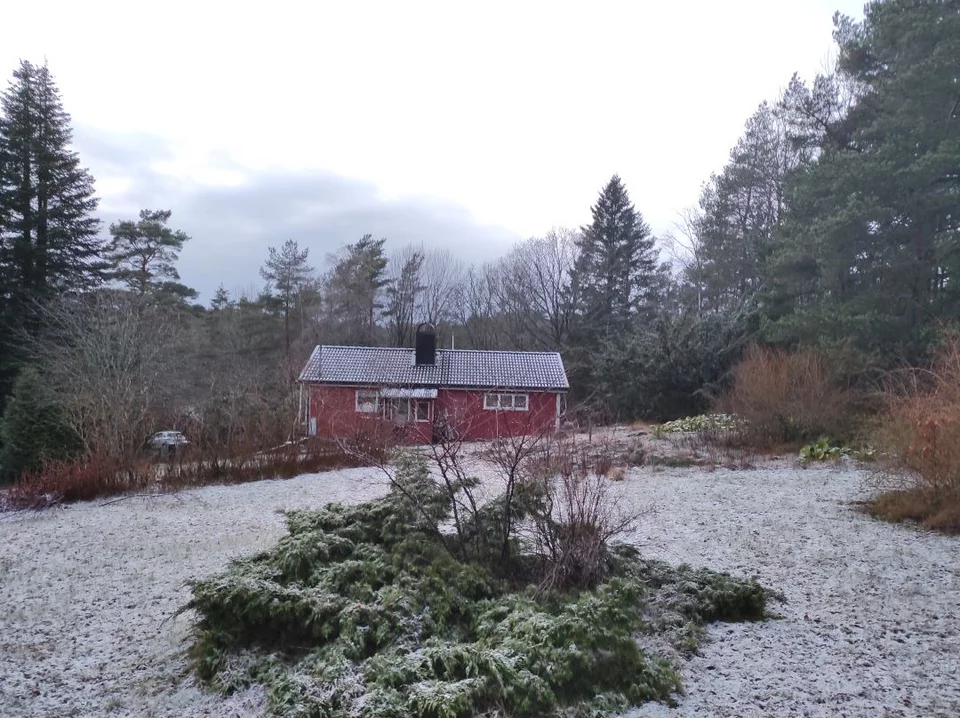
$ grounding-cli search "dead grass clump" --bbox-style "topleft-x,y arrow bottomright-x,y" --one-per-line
720,345 -> 859,448
868,333 -> 960,533
606,466 -> 627,481
866,488 -> 960,533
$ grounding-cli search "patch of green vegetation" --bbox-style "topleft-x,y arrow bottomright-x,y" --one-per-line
183,458 -> 780,718
653,414 -> 743,437
798,437 -> 874,465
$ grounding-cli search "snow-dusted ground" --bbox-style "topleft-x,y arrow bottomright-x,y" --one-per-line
1,462 -> 958,718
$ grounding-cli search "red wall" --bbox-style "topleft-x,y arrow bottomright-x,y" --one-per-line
434,389 -> 559,440
307,385 -> 561,443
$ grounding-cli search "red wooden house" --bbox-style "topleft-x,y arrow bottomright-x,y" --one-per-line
298,326 -> 569,443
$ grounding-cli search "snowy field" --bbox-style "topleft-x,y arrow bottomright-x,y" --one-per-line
1,462 -> 958,718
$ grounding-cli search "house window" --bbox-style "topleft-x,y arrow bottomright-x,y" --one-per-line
483,393 -> 529,411
414,399 -> 431,422
356,390 -> 379,413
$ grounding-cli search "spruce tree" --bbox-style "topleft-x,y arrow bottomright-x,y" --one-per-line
0,366 -> 81,482
571,175 -> 662,332
567,176 -> 666,418
0,61 -> 103,409
0,61 -> 103,300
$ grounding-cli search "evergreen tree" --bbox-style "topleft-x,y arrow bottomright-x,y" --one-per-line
692,103 -> 797,312
764,0 -> 960,358
0,61 -> 103,403
106,209 -> 196,304
0,61 -> 103,299
0,366 -> 81,482
210,284 -> 233,311
323,234 -> 389,344
566,177 -> 667,417
259,239 -> 314,356
571,175 -> 663,331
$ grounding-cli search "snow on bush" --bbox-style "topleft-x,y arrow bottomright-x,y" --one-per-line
183,456 -> 778,717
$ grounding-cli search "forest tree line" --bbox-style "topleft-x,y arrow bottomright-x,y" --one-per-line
0,0 -> 957,481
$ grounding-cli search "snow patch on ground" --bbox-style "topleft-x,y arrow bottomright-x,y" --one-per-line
0,468 -> 388,718
625,465 -> 960,718
1,462 -> 958,717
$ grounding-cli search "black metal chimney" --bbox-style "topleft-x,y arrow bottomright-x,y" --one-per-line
415,323 -> 437,366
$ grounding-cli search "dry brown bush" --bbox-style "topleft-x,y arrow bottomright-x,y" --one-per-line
719,345 -> 860,447
7,454 -> 152,509
525,437 -> 648,592
4,439 -> 360,510
868,333 -> 960,533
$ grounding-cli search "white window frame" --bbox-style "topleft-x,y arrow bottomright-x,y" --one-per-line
355,390 -> 379,413
483,392 -> 529,411
414,399 -> 431,423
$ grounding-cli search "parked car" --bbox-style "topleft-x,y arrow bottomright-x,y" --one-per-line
147,431 -> 190,453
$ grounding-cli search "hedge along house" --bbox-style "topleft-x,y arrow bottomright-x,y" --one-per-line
297,325 -> 569,443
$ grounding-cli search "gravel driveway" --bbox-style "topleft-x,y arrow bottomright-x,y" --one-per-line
1,463 -> 957,718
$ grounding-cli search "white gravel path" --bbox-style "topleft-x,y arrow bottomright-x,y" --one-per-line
1,463 -> 958,718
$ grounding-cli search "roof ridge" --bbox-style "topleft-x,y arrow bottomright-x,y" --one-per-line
319,344 -> 412,350
316,345 -> 562,356
438,348 -> 562,356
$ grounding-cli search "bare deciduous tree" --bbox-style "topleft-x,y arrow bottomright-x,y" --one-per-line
523,436 -> 650,592
384,244 -> 425,346
419,247 -> 464,331
33,291 -> 182,459
496,228 -> 579,349
454,263 -> 503,350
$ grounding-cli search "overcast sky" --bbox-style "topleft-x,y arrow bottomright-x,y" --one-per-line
4,0 -> 865,302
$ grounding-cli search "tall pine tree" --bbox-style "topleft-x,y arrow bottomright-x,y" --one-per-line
764,0 -> 960,358
259,239 -> 314,356
323,235 -> 389,344
691,103 -> 797,313
106,209 -> 196,305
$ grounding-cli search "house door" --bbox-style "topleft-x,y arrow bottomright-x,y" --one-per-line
383,398 -> 411,425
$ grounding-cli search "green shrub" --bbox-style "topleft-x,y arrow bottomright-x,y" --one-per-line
798,437 -> 849,465
0,366 -> 82,483
653,414 -> 743,436
797,437 -> 873,466
184,467 -> 781,717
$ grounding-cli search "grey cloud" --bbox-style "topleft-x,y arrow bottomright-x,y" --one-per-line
74,127 -> 523,303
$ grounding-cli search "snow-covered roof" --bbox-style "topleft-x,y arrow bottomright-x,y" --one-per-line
298,346 -> 569,391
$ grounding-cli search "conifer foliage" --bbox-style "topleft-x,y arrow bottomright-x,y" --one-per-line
0,61 -> 103,300
572,175 -> 663,331
0,366 -> 80,482
185,454 -> 776,718
0,61 -> 103,404
106,209 -> 195,303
